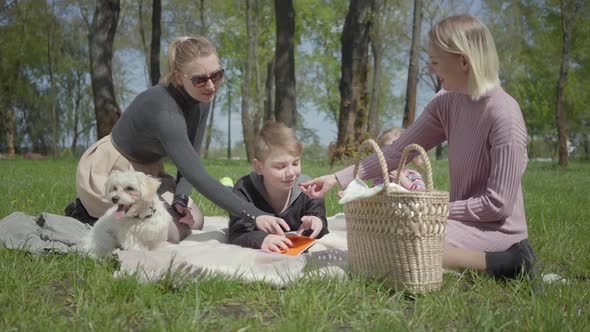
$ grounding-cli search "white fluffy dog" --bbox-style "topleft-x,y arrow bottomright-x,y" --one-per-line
84,170 -> 170,257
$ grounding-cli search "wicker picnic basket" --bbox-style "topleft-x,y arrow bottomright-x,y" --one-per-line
344,140 -> 449,293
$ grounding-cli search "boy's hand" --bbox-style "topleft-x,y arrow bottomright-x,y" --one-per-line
256,215 -> 290,236
299,174 -> 339,198
296,215 -> 323,238
261,234 -> 293,253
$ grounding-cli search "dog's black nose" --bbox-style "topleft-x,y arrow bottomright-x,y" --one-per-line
112,197 -> 119,204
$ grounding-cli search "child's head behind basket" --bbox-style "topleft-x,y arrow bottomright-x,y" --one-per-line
377,128 -> 424,169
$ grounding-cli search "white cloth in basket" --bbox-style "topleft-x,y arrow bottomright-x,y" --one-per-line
338,177 -> 408,205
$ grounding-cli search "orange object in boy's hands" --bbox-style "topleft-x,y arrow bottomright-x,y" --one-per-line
280,235 -> 317,256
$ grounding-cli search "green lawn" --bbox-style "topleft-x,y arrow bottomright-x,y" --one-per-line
1,158 -> 589,330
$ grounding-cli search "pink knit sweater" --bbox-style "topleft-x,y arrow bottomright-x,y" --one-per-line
336,87 -> 529,251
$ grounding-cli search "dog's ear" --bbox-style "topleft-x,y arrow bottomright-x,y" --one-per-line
139,173 -> 161,201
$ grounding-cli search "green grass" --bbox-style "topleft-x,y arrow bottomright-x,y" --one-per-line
1,158 -> 589,330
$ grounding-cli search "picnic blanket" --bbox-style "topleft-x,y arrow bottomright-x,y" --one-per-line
0,212 -> 349,287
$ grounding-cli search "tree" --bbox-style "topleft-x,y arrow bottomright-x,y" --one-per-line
402,0 -> 423,128
274,0 -> 297,127
46,0 -> 61,157
332,0 -> 374,162
150,0 -> 161,86
0,0 -> 50,156
264,57 -> 275,121
295,0 -> 348,128
89,0 -> 122,139
367,0 -> 384,137
240,0 -> 260,162
555,0 -> 582,167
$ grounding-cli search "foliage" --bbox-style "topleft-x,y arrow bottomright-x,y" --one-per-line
0,0 -> 95,155
0,0 -> 587,160
484,0 -> 590,158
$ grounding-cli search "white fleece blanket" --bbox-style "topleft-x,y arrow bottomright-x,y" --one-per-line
114,214 -> 349,287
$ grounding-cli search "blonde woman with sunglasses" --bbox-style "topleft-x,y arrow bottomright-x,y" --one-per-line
66,36 -> 290,243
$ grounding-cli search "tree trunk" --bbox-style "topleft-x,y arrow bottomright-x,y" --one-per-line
138,0 -> 150,86
200,0 -> 206,34
199,0 -> 214,158
47,0 -> 58,158
368,0 -> 384,137
89,0 -> 122,140
555,0 -> 581,168
241,0 -> 257,162
150,0 -> 161,86
402,0 -> 423,128
264,57 -> 275,122
204,97 -> 216,158
274,0 -> 296,127
333,0 -> 374,162
227,83 -> 233,160
2,11 -> 27,157
1,99 -> 15,157
71,84 -> 81,155
253,0 -> 264,134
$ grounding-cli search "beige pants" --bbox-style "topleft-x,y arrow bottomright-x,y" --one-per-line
76,135 -> 204,242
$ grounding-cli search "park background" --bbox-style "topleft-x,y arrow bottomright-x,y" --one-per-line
0,0 -> 588,164
0,0 -> 589,330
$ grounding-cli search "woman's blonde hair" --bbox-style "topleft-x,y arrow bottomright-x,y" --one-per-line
255,121 -> 302,161
159,36 -> 219,88
428,15 -> 500,100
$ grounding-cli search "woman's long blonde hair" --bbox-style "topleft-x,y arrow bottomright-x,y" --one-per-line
159,36 -> 219,88
429,15 -> 500,100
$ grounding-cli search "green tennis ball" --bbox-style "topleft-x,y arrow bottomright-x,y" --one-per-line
219,177 -> 234,187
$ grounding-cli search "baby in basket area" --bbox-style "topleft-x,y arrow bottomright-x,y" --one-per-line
373,128 -> 426,191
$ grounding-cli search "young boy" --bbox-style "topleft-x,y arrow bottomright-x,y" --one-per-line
229,121 -> 329,253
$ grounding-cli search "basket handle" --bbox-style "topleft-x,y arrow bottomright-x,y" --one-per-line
352,139 -> 391,189
396,143 -> 434,191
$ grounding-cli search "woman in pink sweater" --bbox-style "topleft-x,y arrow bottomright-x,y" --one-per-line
300,15 -> 536,281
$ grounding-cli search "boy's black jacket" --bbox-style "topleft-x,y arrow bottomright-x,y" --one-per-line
228,172 -> 329,249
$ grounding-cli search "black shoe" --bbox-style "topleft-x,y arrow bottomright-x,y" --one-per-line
64,198 -> 98,226
486,239 -> 537,281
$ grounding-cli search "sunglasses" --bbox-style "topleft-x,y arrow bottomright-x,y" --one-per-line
181,69 -> 225,88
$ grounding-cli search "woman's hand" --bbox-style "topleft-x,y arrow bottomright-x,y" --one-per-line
256,215 -> 290,236
172,194 -> 195,227
296,216 -> 323,238
261,234 -> 293,253
299,174 -> 339,198
174,205 -> 195,226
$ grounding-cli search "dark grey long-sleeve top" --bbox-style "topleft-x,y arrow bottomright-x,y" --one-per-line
111,84 -> 264,222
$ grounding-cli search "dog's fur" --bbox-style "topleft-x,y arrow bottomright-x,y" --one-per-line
84,170 -> 170,257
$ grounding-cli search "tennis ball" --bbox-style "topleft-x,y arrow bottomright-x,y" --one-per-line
219,176 -> 234,187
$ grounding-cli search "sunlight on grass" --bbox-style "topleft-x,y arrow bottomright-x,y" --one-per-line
0,158 -> 589,330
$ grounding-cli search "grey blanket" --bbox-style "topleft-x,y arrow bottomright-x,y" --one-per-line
0,212 -> 349,286
0,212 -> 90,254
